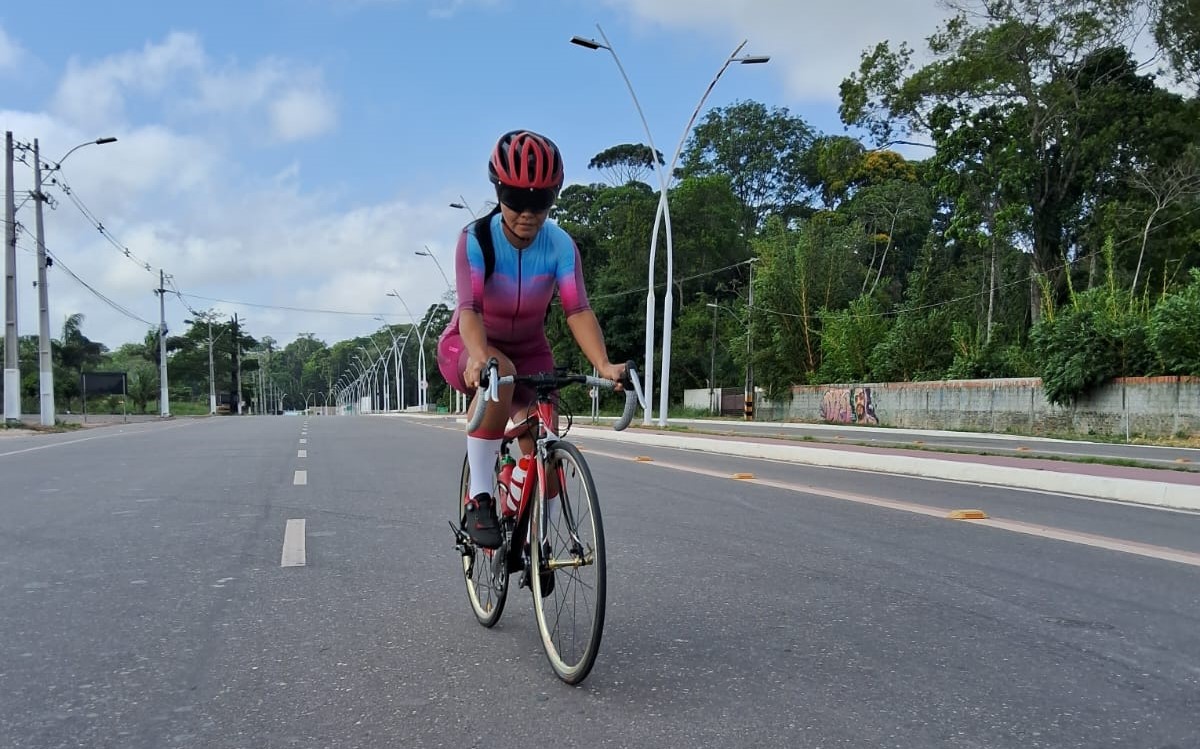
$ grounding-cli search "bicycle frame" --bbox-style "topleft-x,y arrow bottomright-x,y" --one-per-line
502,397 -> 588,570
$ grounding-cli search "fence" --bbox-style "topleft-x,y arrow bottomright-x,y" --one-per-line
783,376 -> 1199,438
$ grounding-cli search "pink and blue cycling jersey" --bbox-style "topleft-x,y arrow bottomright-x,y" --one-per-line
439,213 -> 590,355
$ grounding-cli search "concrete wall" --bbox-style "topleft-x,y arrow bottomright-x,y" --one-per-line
784,376 -> 1199,437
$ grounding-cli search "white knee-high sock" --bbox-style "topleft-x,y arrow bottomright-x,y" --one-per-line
467,437 -> 502,499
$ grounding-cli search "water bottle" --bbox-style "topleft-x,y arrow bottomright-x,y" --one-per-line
507,454 -> 532,516
497,455 -> 516,517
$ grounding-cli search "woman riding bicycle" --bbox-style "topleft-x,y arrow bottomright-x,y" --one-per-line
436,129 -> 625,550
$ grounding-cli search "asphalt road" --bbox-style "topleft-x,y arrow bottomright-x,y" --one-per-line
650,418 -> 1200,470
1,416 -> 1198,748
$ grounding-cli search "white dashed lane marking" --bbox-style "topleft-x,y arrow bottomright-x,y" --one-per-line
299,438 -> 307,444
298,450 -> 307,458
281,519 -> 307,567
294,470 -> 307,485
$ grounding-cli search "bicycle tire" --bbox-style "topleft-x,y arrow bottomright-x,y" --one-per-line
530,440 -> 606,684
458,453 -> 507,627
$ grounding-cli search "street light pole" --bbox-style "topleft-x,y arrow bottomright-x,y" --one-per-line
156,269 -> 170,417
4,132 -> 18,425
29,136 -> 118,426
572,26 -> 672,427
31,140 -> 54,426
387,290 -> 428,410
651,43 -> 769,427
375,316 -> 409,412
745,258 -> 757,421
710,300 -> 718,415
415,246 -> 453,292
707,257 -> 758,421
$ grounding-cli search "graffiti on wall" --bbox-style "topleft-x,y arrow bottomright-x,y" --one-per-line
820,387 -> 879,425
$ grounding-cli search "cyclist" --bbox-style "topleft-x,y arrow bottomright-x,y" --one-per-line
437,129 -> 625,549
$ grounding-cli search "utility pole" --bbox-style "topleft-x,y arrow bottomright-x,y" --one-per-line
206,318 -> 216,414
32,140 -> 55,426
744,258 -> 757,422
232,313 -> 242,414
4,131 -> 19,426
156,270 -> 170,417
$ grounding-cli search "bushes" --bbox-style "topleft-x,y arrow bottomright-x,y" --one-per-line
1031,240 -> 1156,405
1031,288 -> 1154,405
1148,268 -> 1200,376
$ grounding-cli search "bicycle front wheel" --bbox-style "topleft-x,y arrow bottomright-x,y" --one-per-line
458,453 -> 507,627
530,441 -> 606,684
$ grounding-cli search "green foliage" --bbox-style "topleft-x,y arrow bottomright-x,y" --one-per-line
678,100 -> 816,230
1031,239 -> 1155,404
587,143 -> 664,186
816,295 -> 892,382
1147,269 -> 1200,375
946,323 -> 1038,379
1156,0 -> 1200,88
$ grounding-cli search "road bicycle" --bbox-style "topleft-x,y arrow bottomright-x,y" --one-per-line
450,358 -> 643,684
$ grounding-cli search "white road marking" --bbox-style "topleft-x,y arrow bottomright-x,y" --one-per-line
294,470 -> 307,485
298,450 -> 307,458
299,438 -> 307,444
281,519 -> 307,567
0,422 -> 194,458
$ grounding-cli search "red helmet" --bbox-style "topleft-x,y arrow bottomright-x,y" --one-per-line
489,130 -> 564,190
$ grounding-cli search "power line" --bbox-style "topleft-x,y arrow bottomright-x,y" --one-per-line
176,292 -> 395,317
15,232 -> 155,326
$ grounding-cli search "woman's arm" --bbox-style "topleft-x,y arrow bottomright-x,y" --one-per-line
567,310 -> 624,383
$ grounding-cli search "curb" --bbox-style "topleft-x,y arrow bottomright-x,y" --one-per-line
568,426 -> 1200,512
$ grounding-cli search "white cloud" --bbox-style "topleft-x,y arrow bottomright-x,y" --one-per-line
53,32 -> 205,127
0,24 -> 24,72
52,33 -> 338,143
600,0 -> 956,101
0,33 -> 435,352
269,88 -> 338,142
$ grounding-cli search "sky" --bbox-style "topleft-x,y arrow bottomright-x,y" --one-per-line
0,0 -> 969,353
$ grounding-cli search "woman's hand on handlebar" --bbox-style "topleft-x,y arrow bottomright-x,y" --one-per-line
463,354 -> 490,389
596,361 -> 626,391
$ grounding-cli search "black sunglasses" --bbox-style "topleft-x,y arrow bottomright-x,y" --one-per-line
497,185 -> 557,214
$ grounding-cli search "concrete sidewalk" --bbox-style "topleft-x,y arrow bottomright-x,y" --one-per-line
568,424 -> 1200,512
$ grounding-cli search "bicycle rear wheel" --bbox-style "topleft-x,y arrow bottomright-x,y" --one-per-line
530,441 -> 606,684
458,454 -> 507,627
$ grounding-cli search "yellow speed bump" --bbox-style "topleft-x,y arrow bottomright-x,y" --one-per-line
634,456 -> 654,462
948,509 -> 989,520
731,472 -> 755,480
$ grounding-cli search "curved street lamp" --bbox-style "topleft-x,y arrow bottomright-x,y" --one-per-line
572,26 -> 671,427
572,30 -> 768,427
650,44 -> 768,427
376,316 -> 412,412
387,290 -> 433,410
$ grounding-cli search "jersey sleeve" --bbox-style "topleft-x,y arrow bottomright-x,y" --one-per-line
557,236 -> 591,316
455,227 -> 485,314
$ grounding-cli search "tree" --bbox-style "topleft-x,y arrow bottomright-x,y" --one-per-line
587,143 -> 664,186
678,100 -> 817,231
840,0 -> 1154,320
1126,148 -> 1200,294
1155,0 -> 1200,89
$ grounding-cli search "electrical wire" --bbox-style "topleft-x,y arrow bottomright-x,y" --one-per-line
15,233 -> 156,326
